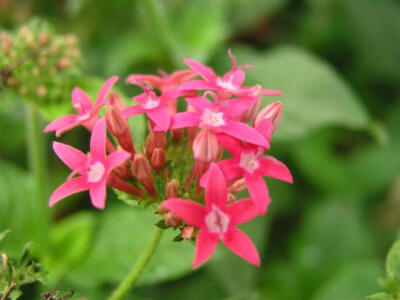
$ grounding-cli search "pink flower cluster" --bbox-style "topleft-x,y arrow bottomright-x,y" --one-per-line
45,50 -> 292,268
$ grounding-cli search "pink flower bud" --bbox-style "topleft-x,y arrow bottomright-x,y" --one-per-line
237,97 -> 261,123
166,179 -> 179,198
109,93 -> 126,111
171,128 -> 184,142
164,211 -> 181,227
151,148 -> 166,172
106,107 -> 135,155
145,133 -> 156,159
108,175 -> 144,198
154,131 -> 167,148
254,101 -> 282,132
192,129 -> 219,162
132,153 -> 157,198
228,178 -> 246,194
157,204 -> 169,215
227,193 -> 235,204
181,226 -> 195,240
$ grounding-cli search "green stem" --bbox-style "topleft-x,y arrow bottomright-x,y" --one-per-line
108,227 -> 164,300
26,101 -> 46,203
141,0 -> 182,68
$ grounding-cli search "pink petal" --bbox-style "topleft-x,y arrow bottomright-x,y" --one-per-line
96,76 -> 119,105
216,133 -> 245,157
162,198 -> 206,228
184,59 -> 217,81
122,105 -> 145,118
179,80 -> 218,91
199,158 -> 242,187
49,176 -> 88,207
205,163 -> 228,209
244,173 -> 271,215
72,88 -> 93,114
261,89 -> 283,96
107,151 -> 131,171
133,93 -> 149,106
222,69 -> 245,88
126,74 -> 163,89
89,180 -> 107,209
169,69 -> 197,84
221,121 -> 269,148
223,97 -> 256,119
170,112 -> 200,129
255,118 -> 274,142
53,142 -> 87,171
185,95 -> 212,112
147,106 -> 171,131
90,118 -> 106,159
223,227 -> 260,266
193,229 -> 219,268
226,198 -> 258,225
259,156 -> 293,183
43,115 -> 77,135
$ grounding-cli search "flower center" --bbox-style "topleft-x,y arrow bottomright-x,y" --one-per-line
205,205 -> 230,238
201,108 -> 225,127
239,151 -> 260,173
77,112 -> 91,121
216,76 -> 236,91
87,162 -> 105,183
142,97 -> 160,110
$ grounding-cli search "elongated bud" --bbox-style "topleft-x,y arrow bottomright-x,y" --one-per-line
132,153 -> 157,197
157,204 -> 169,215
238,97 -> 261,123
109,92 -> 126,111
151,148 -> 166,172
181,226 -> 195,240
171,128 -> 184,142
254,101 -> 282,132
1,253 -> 8,270
106,107 -> 135,155
166,179 -> 179,198
145,133 -> 156,159
227,193 -> 235,204
193,129 -> 219,162
164,211 -> 181,227
154,131 -> 167,148
228,178 -> 246,194
108,175 -> 144,198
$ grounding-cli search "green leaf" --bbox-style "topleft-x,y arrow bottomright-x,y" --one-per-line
386,240 -> 400,283
367,293 -> 394,300
0,229 -> 11,245
231,46 -> 370,141
311,260 -> 383,300
64,205 -> 193,288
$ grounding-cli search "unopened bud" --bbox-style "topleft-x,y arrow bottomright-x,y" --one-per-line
106,107 -> 128,137
132,154 -> 151,180
227,193 -> 235,204
36,86 -> 47,98
39,31 -> 50,46
238,97 -> 261,123
166,179 -> 179,198
171,128 -> 184,142
57,57 -> 70,71
154,131 -> 167,148
1,253 -> 8,270
6,77 -> 18,87
151,148 -> 166,172
164,211 -> 181,227
1,33 -> 12,52
254,101 -> 282,132
157,204 -> 169,215
193,129 -> 219,162
109,93 -> 126,111
181,226 -> 195,240
228,178 -> 246,194
145,133 -> 156,159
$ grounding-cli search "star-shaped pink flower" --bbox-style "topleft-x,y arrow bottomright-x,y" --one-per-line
122,82 -> 179,131
162,163 -> 260,268
126,69 -> 196,92
49,118 -> 131,209
44,76 -> 119,136
170,94 -> 269,148
179,49 -> 282,98
201,133 -> 293,214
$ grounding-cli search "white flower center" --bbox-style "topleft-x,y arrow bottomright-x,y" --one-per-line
77,112 -> 90,121
216,76 -> 236,91
205,205 -> 230,237
87,162 -> 105,183
201,108 -> 225,127
239,152 -> 260,173
142,97 -> 160,110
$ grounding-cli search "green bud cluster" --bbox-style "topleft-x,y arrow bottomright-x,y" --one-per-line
0,18 -> 81,105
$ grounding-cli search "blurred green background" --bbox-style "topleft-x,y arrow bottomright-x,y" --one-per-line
1,0 -> 400,299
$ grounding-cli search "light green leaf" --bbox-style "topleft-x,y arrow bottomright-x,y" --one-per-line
386,240 -> 400,283
232,46 -> 370,141
367,293 -> 394,300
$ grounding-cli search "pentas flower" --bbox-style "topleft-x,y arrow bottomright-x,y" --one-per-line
126,69 -> 197,92
179,49 -> 282,99
122,81 -> 180,131
162,163 -> 260,268
49,118 -> 131,209
171,94 -> 269,148
44,76 -> 118,136
201,133 -> 292,214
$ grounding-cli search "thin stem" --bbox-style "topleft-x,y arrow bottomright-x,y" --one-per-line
1,282 -> 17,300
108,227 -> 164,300
140,0 -> 182,68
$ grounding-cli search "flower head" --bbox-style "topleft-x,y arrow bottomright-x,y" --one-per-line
44,76 -> 118,136
162,163 -> 260,268
49,118 -> 131,209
